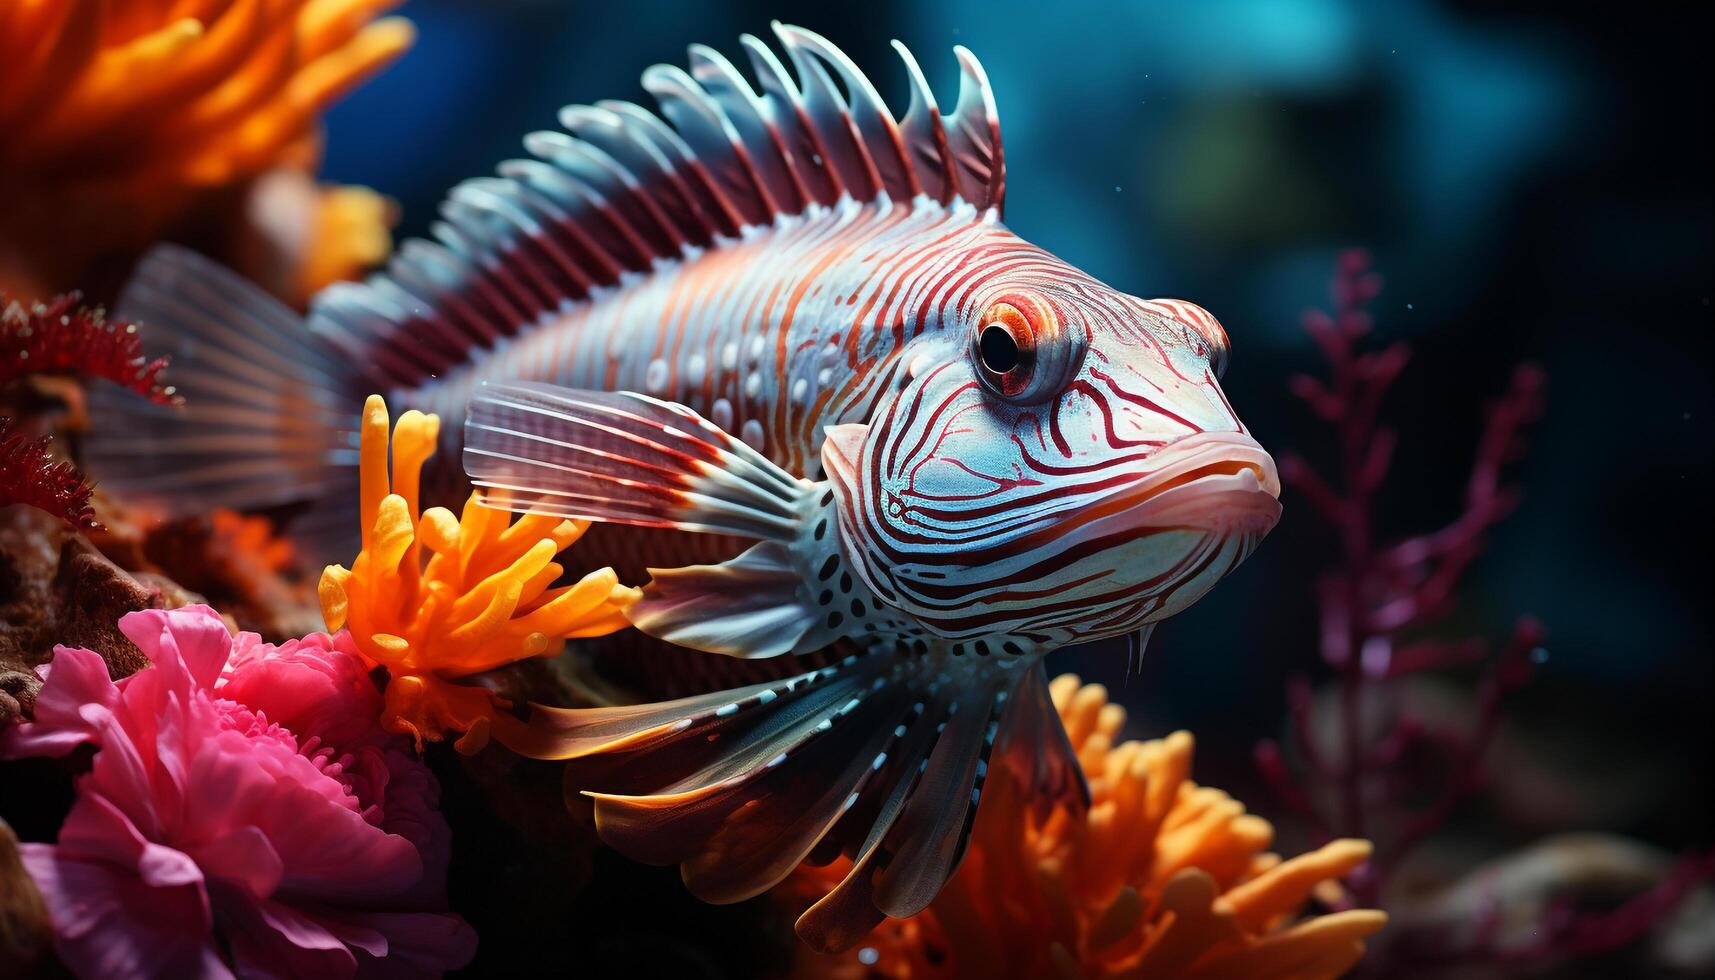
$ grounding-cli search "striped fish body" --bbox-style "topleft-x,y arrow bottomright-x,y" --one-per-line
411,198 -> 1007,486
91,25 -> 1282,952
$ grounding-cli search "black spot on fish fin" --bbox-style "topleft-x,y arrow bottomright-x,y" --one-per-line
84,245 -> 364,565
869,683 -> 1008,918
795,687 -> 951,953
464,383 -> 815,541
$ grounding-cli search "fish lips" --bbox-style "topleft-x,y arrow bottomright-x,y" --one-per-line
1100,430 -> 1283,540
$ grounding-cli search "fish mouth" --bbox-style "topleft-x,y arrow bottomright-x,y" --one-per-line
1102,430 -> 1282,537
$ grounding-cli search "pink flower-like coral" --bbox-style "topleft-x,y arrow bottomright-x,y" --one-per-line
0,605 -> 475,978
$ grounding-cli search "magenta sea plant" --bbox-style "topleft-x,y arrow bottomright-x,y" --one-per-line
1257,250 -> 1715,969
1253,249 -> 1548,907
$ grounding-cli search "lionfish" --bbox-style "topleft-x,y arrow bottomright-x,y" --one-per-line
89,24 -> 1282,950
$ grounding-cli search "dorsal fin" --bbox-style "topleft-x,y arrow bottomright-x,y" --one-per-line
309,23 -> 1005,391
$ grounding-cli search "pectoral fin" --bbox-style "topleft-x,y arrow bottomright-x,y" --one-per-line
629,541 -> 848,659
465,383 -> 814,541
465,383 -> 855,659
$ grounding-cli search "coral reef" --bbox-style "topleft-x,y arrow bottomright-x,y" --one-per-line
0,605 -> 475,977
0,504 -> 208,726
318,396 -> 639,752
1,293 -> 177,405
251,173 -> 398,301
109,508 -> 323,642
790,675 -> 1386,979
0,419 -> 96,530
0,0 -> 411,301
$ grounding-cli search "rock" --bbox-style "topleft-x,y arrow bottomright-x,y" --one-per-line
0,818 -> 51,975
0,504 -> 208,723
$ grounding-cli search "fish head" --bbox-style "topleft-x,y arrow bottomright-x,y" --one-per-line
821,266 -> 1280,649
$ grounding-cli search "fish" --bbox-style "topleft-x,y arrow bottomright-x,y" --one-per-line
85,24 -> 1283,951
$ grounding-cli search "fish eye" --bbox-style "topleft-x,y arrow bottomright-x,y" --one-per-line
978,322 -> 1022,374
972,299 -> 1041,400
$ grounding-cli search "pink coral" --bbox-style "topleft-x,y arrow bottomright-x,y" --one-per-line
0,606 -> 475,978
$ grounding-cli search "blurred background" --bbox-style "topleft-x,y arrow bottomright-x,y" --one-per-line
308,0 -> 1709,972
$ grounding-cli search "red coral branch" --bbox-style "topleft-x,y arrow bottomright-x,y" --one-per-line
0,292 -> 180,405
1265,249 -> 1547,900
1263,252 -> 1706,971
0,416 -> 99,529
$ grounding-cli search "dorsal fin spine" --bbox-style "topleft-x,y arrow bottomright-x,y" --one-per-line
491,162 -> 607,293
608,101 -> 745,239
740,34 -> 844,205
780,24 -> 918,201
644,63 -> 779,223
448,184 -> 566,308
891,40 -> 955,206
517,134 -> 670,266
949,47 -> 1004,209
556,108 -> 701,251
399,241 -> 508,344
773,23 -> 883,202
363,276 -> 465,375
479,168 -> 628,285
438,209 -> 544,318
311,27 -> 1005,390
687,43 -> 811,214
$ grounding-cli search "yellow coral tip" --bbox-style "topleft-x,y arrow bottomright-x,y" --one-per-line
455,718 -> 491,755
372,634 -> 409,656
318,565 -> 351,631
417,507 -> 460,552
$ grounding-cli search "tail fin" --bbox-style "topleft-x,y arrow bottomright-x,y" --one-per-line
490,652 -> 1060,952
84,246 -> 363,560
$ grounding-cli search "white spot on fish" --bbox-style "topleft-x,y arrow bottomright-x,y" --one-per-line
720,342 -> 738,371
745,372 -> 762,400
712,398 -> 734,431
686,353 -> 706,386
791,377 -> 808,404
645,358 -> 669,394
741,419 -> 765,451
748,335 -> 766,361
817,367 -> 833,386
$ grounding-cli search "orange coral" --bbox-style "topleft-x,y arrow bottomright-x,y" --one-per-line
0,0 -> 412,296
209,509 -> 295,575
792,675 -> 1386,979
296,183 -> 396,297
318,395 -> 640,753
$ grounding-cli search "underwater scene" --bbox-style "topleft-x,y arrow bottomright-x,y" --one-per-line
0,2 -> 1709,978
